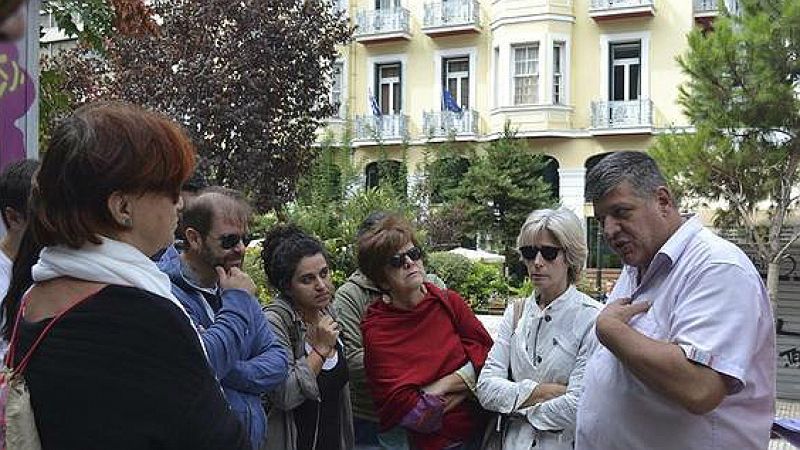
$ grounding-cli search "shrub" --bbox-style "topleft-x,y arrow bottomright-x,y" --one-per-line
426,251 -> 473,293
461,262 -> 510,310
243,246 -> 272,305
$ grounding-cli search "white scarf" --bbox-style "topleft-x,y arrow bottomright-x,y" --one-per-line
32,237 -> 205,350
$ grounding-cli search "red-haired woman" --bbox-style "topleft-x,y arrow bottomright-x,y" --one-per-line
9,102 -> 250,449
359,214 -> 493,450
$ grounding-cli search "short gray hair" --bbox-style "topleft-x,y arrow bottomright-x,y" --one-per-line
586,151 -> 668,202
516,207 -> 587,285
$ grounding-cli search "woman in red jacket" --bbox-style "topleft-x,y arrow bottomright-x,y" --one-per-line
358,214 -> 493,450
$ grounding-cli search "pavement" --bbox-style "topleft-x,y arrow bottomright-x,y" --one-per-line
773,399 -> 800,450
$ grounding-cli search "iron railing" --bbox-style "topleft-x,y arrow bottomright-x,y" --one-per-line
355,8 -> 410,37
354,114 -> 408,140
591,99 -> 653,128
423,0 -> 479,28
422,110 -> 478,137
590,0 -> 654,10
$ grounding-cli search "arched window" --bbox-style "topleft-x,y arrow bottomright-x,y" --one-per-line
428,156 -> 470,204
541,156 -> 559,199
365,160 -> 406,194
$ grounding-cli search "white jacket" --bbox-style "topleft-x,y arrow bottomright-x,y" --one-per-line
476,286 -> 601,450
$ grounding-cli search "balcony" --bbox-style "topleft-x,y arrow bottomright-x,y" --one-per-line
423,110 -> 479,139
354,8 -> 411,43
694,0 -> 719,27
590,99 -> 653,133
354,114 -> 408,142
422,0 -> 480,37
589,0 -> 655,21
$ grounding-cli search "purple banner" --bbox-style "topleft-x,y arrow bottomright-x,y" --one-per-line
0,41 -> 34,171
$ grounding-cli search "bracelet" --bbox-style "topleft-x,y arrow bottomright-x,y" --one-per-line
311,346 -> 328,360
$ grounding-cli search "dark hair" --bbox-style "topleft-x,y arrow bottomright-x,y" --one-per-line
356,214 -> 420,289
586,151 -> 669,203
179,188 -> 251,238
183,169 -> 209,193
357,211 -> 388,238
30,102 -> 196,248
0,159 -> 38,228
0,0 -> 24,23
2,226 -> 42,340
261,224 -> 328,298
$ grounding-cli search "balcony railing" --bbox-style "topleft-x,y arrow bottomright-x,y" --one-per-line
423,0 -> 479,30
591,99 -> 653,129
694,0 -> 717,12
423,110 -> 478,138
590,0 -> 653,8
589,0 -> 655,19
354,8 -> 411,40
354,114 -> 408,141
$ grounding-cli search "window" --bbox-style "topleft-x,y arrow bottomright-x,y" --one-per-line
442,57 -> 469,110
331,62 -> 344,118
553,42 -> 565,104
513,44 -> 539,105
376,63 -> 402,115
609,41 -> 640,101
375,0 -> 398,9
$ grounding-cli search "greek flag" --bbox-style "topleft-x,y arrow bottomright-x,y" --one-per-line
369,91 -> 382,117
443,90 -> 462,114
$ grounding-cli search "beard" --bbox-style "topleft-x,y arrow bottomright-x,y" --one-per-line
198,241 -> 241,272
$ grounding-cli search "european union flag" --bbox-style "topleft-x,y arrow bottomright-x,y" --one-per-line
443,90 -> 462,114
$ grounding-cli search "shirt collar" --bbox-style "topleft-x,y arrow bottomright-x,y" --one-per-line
178,257 -> 220,296
532,284 -> 576,315
658,214 -> 703,266
627,214 -> 702,289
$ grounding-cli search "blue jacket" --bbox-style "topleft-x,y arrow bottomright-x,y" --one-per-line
159,255 -> 288,450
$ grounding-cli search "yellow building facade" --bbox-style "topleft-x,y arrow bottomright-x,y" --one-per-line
324,0 -> 731,222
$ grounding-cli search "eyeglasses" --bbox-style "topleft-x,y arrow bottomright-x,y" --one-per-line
218,233 -> 251,250
519,245 -> 561,262
388,247 -> 423,268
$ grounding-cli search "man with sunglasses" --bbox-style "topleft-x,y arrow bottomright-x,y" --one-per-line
159,188 -> 289,450
575,152 -> 775,450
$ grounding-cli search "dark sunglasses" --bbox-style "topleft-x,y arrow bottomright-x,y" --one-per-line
388,247 -> 423,268
218,233 -> 251,250
519,245 -> 561,262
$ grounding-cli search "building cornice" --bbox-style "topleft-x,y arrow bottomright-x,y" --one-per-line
490,13 -> 575,30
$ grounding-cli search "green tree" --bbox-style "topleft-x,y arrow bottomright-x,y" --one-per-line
456,124 -> 556,255
38,0 -> 157,146
50,0 -> 352,210
652,0 -> 800,308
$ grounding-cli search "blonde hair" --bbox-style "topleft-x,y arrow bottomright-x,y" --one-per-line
516,207 -> 587,285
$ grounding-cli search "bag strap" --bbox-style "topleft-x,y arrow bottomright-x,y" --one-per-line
5,285 -> 104,375
510,298 -> 524,335
506,298 -> 525,381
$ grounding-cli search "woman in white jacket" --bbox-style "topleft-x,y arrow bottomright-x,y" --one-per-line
476,207 -> 602,450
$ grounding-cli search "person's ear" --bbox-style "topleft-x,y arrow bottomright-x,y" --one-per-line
184,227 -> 203,251
3,207 -> 24,231
107,191 -> 133,228
654,186 -> 675,216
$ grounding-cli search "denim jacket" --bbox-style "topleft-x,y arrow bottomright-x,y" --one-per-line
159,254 -> 288,450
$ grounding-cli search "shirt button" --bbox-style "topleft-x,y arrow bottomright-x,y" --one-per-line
544,315 -> 552,322
537,355 -> 542,363
532,439 -> 537,447
553,338 -> 558,346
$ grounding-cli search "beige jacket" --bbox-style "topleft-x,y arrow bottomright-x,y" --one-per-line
262,297 -> 354,450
